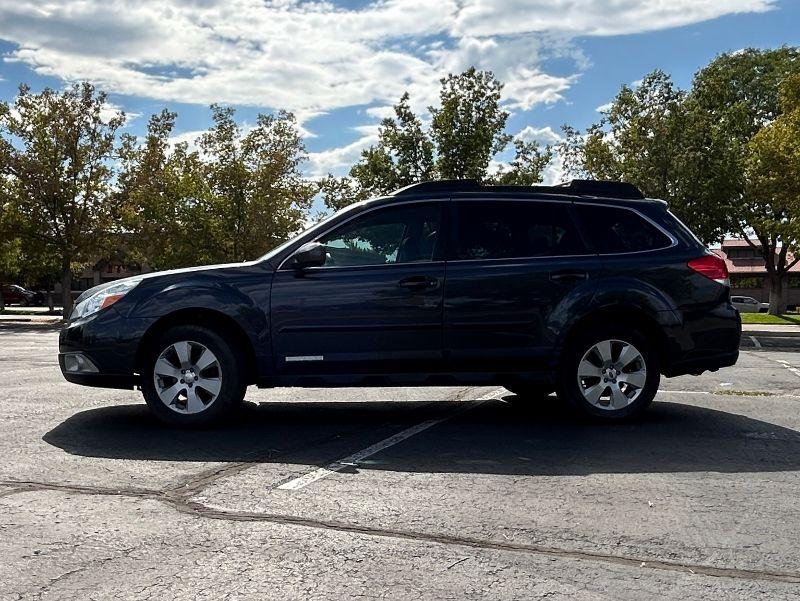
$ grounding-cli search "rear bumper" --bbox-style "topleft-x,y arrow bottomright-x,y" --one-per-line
664,350 -> 739,377
662,302 -> 741,377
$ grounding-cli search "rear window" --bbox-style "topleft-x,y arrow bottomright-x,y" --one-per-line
452,201 -> 587,260
576,205 -> 673,254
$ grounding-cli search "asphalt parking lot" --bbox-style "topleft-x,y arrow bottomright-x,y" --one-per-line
2,326 -> 800,599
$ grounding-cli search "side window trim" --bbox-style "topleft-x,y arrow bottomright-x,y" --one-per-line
446,198 -> 596,262
277,199 -> 447,271
573,201 -> 678,255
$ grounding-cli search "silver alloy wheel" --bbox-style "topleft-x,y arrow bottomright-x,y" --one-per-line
576,339 -> 647,411
153,340 -> 222,414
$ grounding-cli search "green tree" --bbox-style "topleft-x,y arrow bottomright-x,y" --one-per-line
377,92 -> 434,188
200,105 -> 315,262
558,71 -> 716,236
319,175 -> 370,213
323,68 -> 537,211
0,83 -> 125,317
122,105 -> 316,267
322,92 -> 436,210
744,74 -> 800,314
118,110 -> 215,269
559,48 -> 800,313
492,139 -> 553,185
431,67 -> 512,180
689,47 -> 800,314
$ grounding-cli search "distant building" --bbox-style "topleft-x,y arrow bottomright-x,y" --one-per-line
75,254 -> 150,292
52,251 -> 150,305
714,239 -> 800,309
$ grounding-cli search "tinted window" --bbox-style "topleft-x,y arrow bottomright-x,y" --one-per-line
318,203 -> 441,267
576,205 -> 672,254
452,201 -> 586,260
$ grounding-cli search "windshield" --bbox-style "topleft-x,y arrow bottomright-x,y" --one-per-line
258,201 -> 367,262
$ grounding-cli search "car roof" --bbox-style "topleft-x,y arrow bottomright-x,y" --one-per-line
362,189 -> 667,211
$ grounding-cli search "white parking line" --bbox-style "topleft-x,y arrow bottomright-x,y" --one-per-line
277,388 -> 506,491
767,357 -> 800,378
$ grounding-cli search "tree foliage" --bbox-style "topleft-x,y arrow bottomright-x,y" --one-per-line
744,74 -> 800,313
323,68 -> 549,211
431,67 -> 512,180
491,139 -> 553,186
559,48 -> 800,313
118,110 -> 214,270
198,106 -> 315,262
120,105 -> 316,268
0,83 -> 125,316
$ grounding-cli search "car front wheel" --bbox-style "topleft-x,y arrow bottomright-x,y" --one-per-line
557,328 -> 659,420
141,325 -> 246,427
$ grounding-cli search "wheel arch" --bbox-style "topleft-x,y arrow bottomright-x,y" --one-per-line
135,308 -> 258,384
557,305 -> 672,374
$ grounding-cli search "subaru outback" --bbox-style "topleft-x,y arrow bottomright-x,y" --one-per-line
59,179 -> 741,425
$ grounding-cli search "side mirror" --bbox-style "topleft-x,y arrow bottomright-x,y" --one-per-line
289,242 -> 327,269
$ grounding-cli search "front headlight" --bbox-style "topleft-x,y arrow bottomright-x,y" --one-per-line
70,279 -> 142,321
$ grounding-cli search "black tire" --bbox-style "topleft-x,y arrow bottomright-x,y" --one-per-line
556,326 -> 659,421
141,325 -> 246,427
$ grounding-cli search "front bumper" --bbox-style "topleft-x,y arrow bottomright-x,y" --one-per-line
58,307 -> 146,389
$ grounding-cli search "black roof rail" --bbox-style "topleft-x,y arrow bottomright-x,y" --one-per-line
390,178 -> 645,200
392,179 -> 481,196
554,179 -> 644,199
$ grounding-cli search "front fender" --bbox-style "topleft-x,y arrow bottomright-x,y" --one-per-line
124,274 -> 271,370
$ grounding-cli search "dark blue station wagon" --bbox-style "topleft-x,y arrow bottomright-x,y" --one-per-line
59,179 -> 740,425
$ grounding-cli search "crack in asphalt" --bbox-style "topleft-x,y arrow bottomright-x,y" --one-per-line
3,385 -> 799,587
2,479 -> 799,585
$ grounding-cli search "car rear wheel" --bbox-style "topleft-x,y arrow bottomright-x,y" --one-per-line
557,327 -> 659,420
141,325 -> 245,427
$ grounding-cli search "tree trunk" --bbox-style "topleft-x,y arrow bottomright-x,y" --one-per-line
61,259 -> 73,319
768,273 -> 786,316
47,283 -> 54,313
0,289 -> 4,312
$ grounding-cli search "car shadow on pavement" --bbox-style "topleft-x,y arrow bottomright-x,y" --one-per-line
43,395 -> 800,476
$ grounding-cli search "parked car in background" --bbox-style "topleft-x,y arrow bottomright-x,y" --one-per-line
731,296 -> 769,313
59,179 -> 741,426
0,284 -> 43,306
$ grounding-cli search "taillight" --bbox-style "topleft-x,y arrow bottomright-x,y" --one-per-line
688,254 -> 730,286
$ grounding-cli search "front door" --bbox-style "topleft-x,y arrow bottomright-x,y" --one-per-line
270,201 -> 446,377
444,199 -> 602,375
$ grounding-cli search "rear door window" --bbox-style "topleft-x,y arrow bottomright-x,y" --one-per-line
575,205 -> 673,254
451,201 -> 587,260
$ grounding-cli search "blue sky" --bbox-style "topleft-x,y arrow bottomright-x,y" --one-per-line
0,0 -> 797,188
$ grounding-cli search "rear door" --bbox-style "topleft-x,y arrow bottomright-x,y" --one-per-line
270,200 -> 446,377
443,199 -> 602,374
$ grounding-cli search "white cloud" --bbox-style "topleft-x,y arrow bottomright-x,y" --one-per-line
595,101 -> 613,113
167,129 -> 205,154
0,0 -> 772,120
307,131 -> 379,178
516,125 -> 562,145
541,152 -> 566,186
452,0 -> 774,38
99,101 -> 140,126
